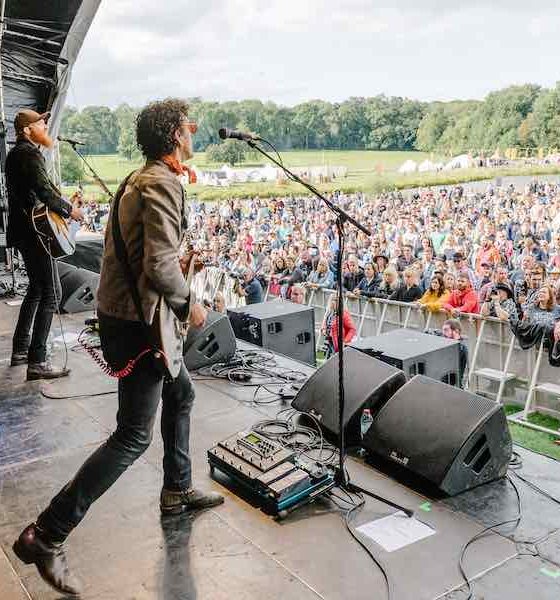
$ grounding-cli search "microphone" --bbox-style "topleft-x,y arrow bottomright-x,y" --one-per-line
218,128 -> 260,142
57,135 -> 86,146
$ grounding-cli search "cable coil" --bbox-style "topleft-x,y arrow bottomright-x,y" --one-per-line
78,327 -> 152,379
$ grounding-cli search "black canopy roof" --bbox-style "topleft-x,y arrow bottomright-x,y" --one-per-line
1,0 -> 101,144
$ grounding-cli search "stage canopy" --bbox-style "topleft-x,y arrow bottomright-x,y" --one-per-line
0,0 -> 101,145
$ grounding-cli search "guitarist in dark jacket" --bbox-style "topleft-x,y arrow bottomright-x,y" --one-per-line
12,99 -> 223,597
5,109 -> 83,379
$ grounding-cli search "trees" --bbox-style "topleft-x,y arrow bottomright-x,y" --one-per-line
59,141 -> 83,183
336,98 -> 369,149
57,83 -> 560,157
290,100 -> 334,149
60,105 -> 120,154
415,107 -> 449,151
115,104 -> 139,160
528,82 -> 560,148
206,139 -> 246,166
468,85 -> 541,151
365,96 -> 426,150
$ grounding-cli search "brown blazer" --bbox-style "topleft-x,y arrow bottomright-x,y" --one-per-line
97,160 -> 190,325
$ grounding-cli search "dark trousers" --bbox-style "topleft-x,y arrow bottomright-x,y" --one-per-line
37,313 -> 194,542
12,240 -> 61,363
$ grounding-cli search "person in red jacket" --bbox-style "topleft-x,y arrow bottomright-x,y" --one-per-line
442,272 -> 480,316
321,294 -> 357,357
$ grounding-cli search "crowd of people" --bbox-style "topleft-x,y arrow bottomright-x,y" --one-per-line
70,187 -> 110,233
184,180 -> 560,342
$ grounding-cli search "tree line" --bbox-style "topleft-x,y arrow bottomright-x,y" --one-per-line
60,82 -> 560,161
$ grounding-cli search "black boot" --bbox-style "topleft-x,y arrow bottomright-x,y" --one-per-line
160,487 -> 224,515
12,524 -> 81,597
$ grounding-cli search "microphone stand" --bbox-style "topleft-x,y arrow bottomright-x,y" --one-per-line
62,140 -> 114,202
245,138 -> 413,517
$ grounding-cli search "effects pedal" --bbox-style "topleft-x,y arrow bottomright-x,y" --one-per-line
208,429 -> 334,518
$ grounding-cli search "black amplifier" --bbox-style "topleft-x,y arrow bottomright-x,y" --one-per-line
227,300 -> 316,365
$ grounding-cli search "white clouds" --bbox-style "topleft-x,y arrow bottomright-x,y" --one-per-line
68,1 -> 560,108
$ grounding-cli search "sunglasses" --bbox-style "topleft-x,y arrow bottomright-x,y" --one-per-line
182,120 -> 198,134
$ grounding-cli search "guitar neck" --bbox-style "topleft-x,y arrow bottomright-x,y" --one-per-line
184,254 -> 200,305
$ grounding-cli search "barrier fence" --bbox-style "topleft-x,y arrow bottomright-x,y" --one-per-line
193,267 -> 560,437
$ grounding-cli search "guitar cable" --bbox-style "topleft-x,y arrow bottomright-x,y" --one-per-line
77,326 -> 153,379
49,246 -> 69,372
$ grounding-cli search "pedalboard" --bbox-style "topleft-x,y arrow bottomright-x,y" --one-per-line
208,429 -> 334,517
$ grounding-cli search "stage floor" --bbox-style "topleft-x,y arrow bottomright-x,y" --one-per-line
0,301 -> 560,600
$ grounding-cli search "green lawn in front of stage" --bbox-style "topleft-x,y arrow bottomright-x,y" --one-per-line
505,404 -> 560,461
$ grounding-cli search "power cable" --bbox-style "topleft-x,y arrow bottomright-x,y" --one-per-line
457,466 -> 523,600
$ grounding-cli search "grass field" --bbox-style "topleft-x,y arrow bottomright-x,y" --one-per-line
504,405 -> 560,460
63,150 -> 560,202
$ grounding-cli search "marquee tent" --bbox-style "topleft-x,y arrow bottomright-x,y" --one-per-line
443,154 -> 473,170
397,159 -> 417,174
418,159 -> 444,173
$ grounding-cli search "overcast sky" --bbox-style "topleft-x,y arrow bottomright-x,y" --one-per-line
68,0 -> 560,108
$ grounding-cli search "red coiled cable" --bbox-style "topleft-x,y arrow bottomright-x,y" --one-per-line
78,328 -> 152,379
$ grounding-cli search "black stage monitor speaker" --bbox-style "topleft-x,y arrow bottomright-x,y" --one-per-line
351,329 -> 461,386
184,311 -> 237,371
228,300 -> 315,365
363,375 -> 512,496
57,262 -> 99,313
292,347 -> 406,446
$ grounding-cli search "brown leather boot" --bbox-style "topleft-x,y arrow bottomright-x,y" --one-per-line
27,361 -> 70,381
12,524 -> 81,597
160,487 -> 224,515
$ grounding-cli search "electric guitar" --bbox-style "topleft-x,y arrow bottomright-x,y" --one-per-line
151,250 -> 205,379
32,204 -> 75,258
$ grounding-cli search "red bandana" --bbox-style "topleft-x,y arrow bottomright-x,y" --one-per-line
161,155 -> 197,183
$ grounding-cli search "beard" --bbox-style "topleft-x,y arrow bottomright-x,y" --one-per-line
29,127 -> 54,149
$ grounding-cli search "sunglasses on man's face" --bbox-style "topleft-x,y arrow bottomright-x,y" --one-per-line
182,120 -> 198,134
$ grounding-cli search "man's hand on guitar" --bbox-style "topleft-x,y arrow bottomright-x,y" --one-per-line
180,251 -> 204,275
71,206 -> 84,222
189,302 -> 207,328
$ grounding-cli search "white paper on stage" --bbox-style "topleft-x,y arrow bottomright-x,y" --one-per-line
356,511 -> 436,552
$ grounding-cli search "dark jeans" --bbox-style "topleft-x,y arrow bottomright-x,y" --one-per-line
37,313 -> 194,542
12,240 -> 62,363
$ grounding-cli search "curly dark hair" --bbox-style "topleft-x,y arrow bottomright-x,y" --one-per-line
136,98 -> 189,160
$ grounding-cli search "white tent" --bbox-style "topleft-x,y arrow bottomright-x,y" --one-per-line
398,159 -> 417,174
221,164 -> 235,178
443,154 -> 473,171
544,153 -> 560,164
418,160 -> 437,173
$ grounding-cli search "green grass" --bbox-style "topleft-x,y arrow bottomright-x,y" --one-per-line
63,150 -> 560,202
505,404 -> 560,460
78,149 -> 432,178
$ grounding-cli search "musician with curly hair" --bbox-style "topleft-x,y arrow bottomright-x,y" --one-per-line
12,99 -> 223,597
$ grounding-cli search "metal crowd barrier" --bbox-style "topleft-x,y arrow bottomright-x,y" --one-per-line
193,267 -> 560,437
